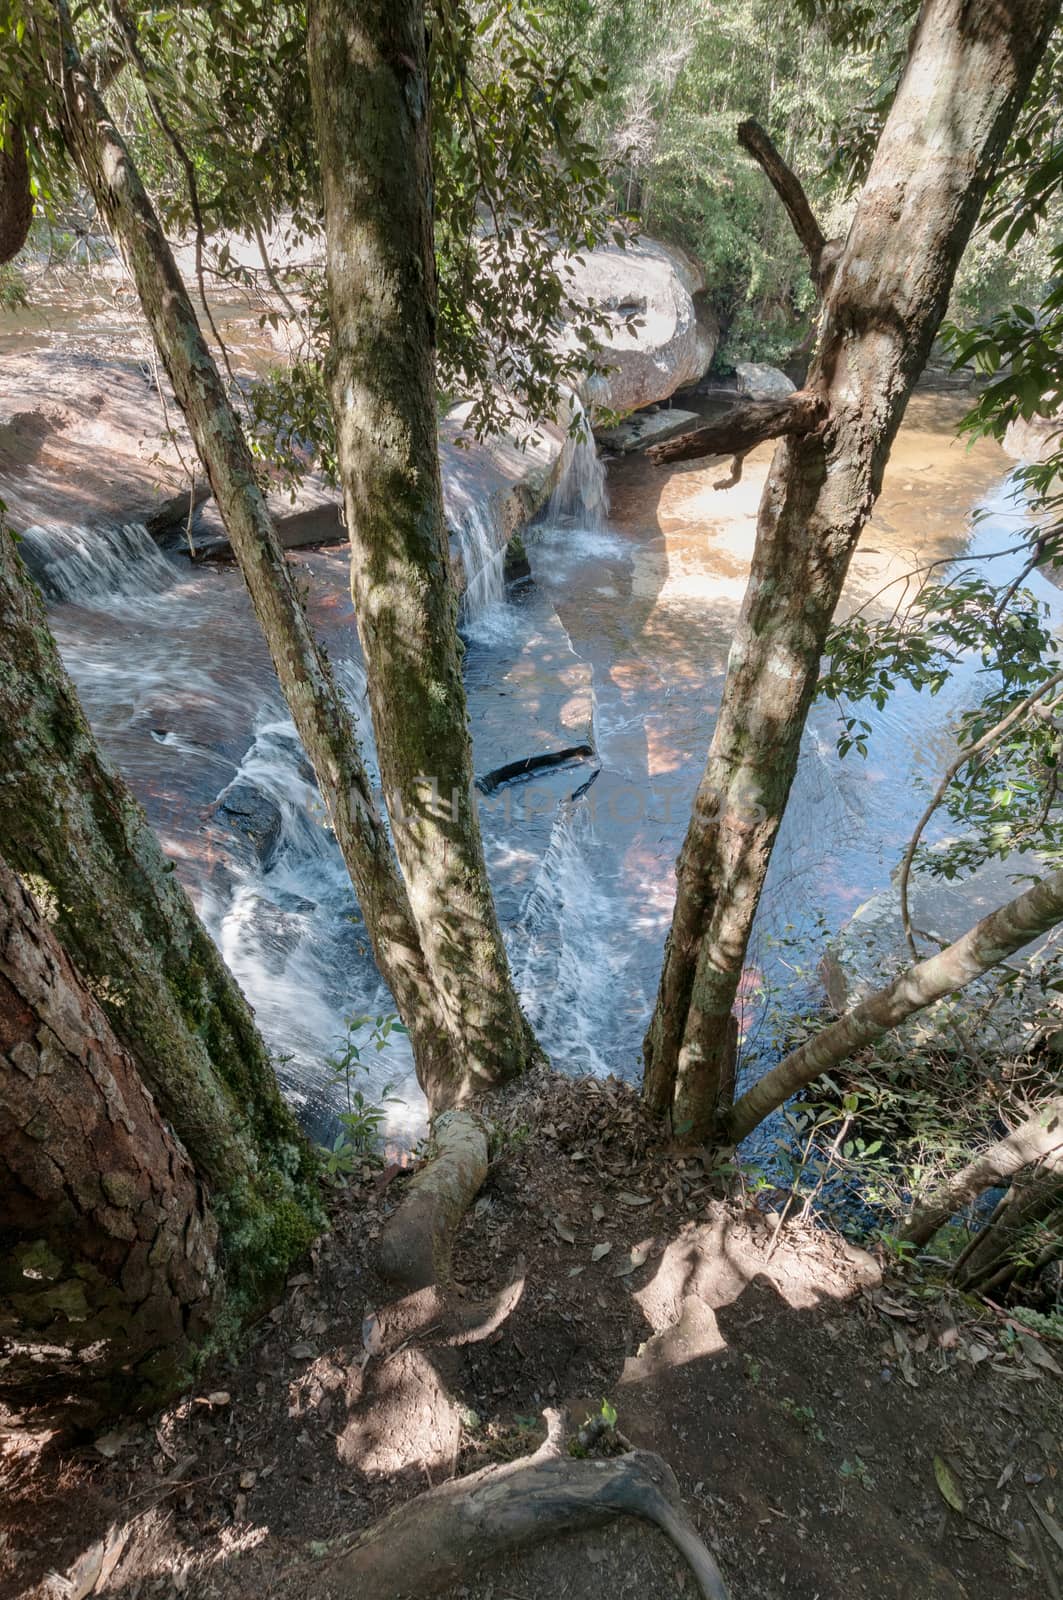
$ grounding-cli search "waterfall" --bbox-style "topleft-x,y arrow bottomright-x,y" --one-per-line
17,520 -> 180,604
546,392 -> 609,531
455,500 -> 508,637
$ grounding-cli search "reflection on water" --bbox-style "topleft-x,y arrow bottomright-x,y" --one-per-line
20,388 -> 1057,1145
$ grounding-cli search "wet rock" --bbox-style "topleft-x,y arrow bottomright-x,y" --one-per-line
215,781 -> 283,868
734,361 -> 796,401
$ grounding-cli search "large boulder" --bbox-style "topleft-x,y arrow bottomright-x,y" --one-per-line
561,239 -> 717,418
1003,409 -> 1063,463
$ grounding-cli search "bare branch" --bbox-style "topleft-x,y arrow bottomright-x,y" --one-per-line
727,867 -> 1063,1145
646,389 -> 826,467
737,118 -> 840,292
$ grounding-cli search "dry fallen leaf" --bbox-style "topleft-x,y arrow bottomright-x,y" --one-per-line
552,1216 -> 576,1245
1020,1333 -> 1063,1377
591,1242 -> 612,1262
618,1192 -> 653,1207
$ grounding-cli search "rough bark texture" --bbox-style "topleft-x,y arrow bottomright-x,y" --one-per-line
728,874 -> 1063,1144
0,118 -> 33,264
309,0 -> 538,1100
646,391 -> 826,466
0,522 -> 319,1304
321,1409 -> 729,1600
0,854 -> 218,1420
903,1094 -> 1063,1248
644,0 -> 1062,1140
47,1 -> 452,1098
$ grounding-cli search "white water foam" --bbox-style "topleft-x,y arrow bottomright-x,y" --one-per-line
18,520 -> 180,603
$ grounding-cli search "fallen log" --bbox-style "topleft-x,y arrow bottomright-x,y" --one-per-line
318,1408 -> 730,1599
646,389 -> 826,470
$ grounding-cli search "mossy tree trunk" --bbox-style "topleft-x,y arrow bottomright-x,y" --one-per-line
643,0 -> 1062,1140
43,0 -> 455,1099
0,853 -> 217,1421
309,0 -> 539,1099
0,522 -> 320,1308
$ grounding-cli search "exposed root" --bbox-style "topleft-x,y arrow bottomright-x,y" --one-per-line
319,1408 -> 730,1599
379,1109 -> 490,1293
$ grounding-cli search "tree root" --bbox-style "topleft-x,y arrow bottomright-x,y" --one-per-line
379,1109 -> 491,1293
322,1408 -> 730,1599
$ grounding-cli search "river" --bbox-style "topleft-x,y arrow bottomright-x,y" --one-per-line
12,375 -> 1058,1148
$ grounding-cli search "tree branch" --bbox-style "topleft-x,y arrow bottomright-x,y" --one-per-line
902,1096 -> 1063,1248
646,389 -> 826,469
727,868 -> 1063,1145
737,118 -> 840,292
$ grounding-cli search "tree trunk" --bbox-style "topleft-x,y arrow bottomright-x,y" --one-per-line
727,875 -> 1063,1144
0,853 -> 218,1421
308,0 -> 539,1098
0,117 -> 32,264
0,522 -> 320,1308
44,0 -> 453,1099
643,0 -> 1061,1140
952,1166 -> 1063,1295
903,1094 -> 1063,1248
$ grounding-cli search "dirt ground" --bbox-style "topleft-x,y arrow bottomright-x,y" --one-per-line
3,1071 -> 1061,1600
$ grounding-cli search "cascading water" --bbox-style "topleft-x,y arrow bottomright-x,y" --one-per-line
546,392 -> 610,533
454,500 -> 508,640
18,519 -> 181,602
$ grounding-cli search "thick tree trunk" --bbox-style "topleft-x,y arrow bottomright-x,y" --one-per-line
644,0 -> 1061,1140
727,874 -> 1063,1144
0,854 -> 218,1420
0,118 -> 32,264
903,1093 -> 1063,1248
309,0 -> 538,1098
0,523 -> 319,1306
45,1 -> 453,1098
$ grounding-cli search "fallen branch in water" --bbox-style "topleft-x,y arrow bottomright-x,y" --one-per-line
646,389 -> 827,471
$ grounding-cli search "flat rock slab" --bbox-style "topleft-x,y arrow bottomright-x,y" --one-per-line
596,408 -> 700,455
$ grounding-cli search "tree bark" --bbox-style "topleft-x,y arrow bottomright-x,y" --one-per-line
44,0 -> 454,1100
0,854 -> 218,1420
902,1093 -> 1063,1248
646,390 -> 825,467
727,874 -> 1063,1144
308,0 -> 539,1098
0,522 -> 320,1306
643,0 -> 1062,1140
0,118 -> 32,264
320,1409 -> 729,1600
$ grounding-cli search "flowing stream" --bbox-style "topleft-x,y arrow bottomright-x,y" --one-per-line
17,388 -> 1061,1147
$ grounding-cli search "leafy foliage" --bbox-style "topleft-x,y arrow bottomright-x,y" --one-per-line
317,1013 -> 405,1183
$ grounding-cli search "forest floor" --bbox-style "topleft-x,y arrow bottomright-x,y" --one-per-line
3,1070 -> 1062,1600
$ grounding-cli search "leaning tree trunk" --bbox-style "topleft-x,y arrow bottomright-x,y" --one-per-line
952,1165 -> 1063,1296
903,1094 -> 1063,1248
44,0 -> 453,1099
727,875 -> 1063,1143
0,522 -> 320,1307
643,0 -> 1062,1140
309,0 -> 539,1097
0,853 -> 218,1421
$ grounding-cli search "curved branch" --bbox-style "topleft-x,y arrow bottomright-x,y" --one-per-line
646,389 -> 826,467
